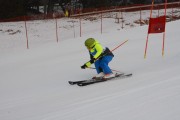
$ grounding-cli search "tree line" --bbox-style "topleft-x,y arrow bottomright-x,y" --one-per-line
0,0 -> 176,19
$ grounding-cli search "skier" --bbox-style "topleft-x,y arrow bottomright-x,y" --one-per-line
81,38 -> 116,80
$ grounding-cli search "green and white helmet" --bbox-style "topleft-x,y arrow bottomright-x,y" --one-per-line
85,38 -> 96,48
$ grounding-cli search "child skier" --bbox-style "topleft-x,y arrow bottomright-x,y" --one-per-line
81,38 -> 115,80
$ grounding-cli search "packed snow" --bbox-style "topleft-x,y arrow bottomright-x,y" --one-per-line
0,9 -> 180,120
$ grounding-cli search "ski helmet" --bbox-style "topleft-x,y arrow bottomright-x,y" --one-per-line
85,38 -> 95,48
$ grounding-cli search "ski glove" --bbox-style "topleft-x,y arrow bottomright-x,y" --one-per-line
81,62 -> 91,69
81,64 -> 87,69
81,58 -> 96,69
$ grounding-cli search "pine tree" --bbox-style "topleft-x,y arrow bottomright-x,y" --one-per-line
0,0 -> 26,19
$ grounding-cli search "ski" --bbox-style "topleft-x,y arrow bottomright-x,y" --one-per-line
68,73 -> 132,86
68,73 -> 124,85
68,79 -> 91,85
77,73 -> 132,86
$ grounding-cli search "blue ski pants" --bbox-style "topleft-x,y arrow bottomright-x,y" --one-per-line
94,55 -> 113,74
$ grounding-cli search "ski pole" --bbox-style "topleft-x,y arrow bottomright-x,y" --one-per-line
95,39 -> 128,61
88,67 -> 123,73
110,39 -> 128,53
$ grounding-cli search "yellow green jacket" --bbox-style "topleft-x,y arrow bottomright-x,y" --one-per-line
85,40 -> 114,67
89,40 -> 103,59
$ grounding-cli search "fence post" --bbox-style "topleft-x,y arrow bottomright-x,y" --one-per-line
121,10 -> 124,29
24,16 -> 29,49
101,12 -> 102,34
80,17 -> 82,37
73,20 -> 75,38
55,18 -> 58,43
140,8 -> 142,26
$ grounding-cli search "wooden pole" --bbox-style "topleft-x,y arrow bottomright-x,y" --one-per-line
55,18 -> 58,43
101,12 -> 102,34
80,17 -> 82,37
24,16 -> 29,49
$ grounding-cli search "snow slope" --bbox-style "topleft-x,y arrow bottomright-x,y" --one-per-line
0,12 -> 180,120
